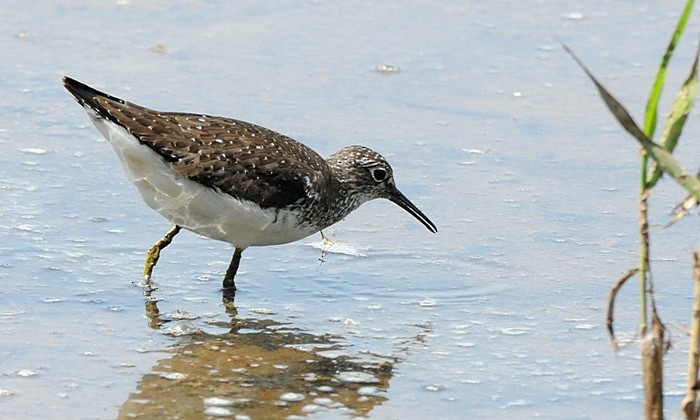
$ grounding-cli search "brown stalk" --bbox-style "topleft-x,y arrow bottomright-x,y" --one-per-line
643,310 -> 665,419
607,268 -> 640,351
681,250 -> 700,419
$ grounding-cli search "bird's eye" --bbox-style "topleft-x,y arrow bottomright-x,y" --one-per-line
371,168 -> 387,182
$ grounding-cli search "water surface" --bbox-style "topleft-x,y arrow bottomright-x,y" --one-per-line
1,1 -> 699,418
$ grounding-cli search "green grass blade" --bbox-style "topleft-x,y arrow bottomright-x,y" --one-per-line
638,139 -> 700,202
647,45 -> 700,188
563,44 -> 649,143
643,0 -> 695,138
563,43 -> 700,202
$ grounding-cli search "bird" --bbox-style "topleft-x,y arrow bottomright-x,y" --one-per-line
63,76 -> 437,294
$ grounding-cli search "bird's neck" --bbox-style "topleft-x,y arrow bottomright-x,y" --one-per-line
308,177 -> 363,230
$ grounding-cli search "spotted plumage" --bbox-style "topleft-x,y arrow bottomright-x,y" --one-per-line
63,76 -> 436,295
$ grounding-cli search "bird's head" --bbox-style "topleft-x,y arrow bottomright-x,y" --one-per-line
327,145 -> 437,233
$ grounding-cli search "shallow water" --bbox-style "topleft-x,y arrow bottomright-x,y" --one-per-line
2,0 -> 700,418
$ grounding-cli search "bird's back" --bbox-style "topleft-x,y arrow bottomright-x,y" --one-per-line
64,77 -> 341,247
64,77 -> 333,210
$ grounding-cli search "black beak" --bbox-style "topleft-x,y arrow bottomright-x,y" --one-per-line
388,188 -> 437,233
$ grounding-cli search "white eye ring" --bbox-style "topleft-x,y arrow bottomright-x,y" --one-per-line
371,167 -> 387,182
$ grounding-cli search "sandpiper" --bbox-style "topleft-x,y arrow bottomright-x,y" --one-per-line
63,77 -> 437,293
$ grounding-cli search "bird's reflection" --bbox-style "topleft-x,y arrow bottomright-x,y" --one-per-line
122,288 -> 394,418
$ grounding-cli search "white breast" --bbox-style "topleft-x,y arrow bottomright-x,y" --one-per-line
88,114 -> 320,249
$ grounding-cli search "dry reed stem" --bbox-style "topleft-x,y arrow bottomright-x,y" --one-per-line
643,311 -> 665,419
607,268 -> 639,351
681,250 -> 700,419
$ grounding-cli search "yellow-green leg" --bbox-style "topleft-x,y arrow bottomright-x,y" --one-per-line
143,225 -> 182,281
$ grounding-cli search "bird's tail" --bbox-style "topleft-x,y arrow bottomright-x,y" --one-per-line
63,76 -> 126,115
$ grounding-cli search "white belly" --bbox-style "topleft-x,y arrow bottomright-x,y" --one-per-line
91,117 -> 319,248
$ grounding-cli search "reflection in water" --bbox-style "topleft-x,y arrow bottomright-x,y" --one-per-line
120,294 -> 394,418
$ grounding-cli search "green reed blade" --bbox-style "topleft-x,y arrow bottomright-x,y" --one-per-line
643,0 -> 695,138
563,43 -> 700,202
647,46 -> 699,188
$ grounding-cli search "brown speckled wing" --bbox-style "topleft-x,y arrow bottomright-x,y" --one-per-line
96,98 -> 330,209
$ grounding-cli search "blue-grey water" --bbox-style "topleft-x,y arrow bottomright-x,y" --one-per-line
2,1 -> 699,418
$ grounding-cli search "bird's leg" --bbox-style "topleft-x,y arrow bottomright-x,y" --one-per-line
318,230 -> 329,263
222,247 -> 243,293
143,225 -> 182,285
